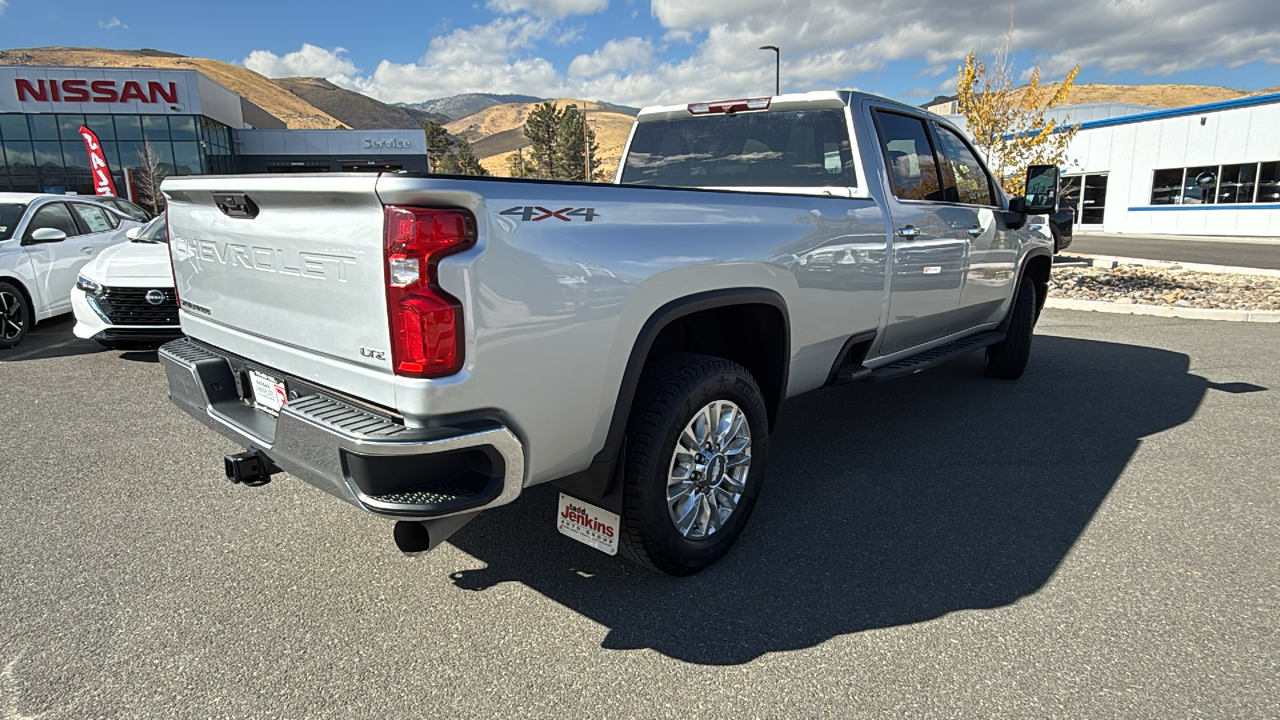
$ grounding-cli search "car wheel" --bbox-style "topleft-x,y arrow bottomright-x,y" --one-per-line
0,281 -> 30,350
619,353 -> 769,575
985,277 -> 1036,380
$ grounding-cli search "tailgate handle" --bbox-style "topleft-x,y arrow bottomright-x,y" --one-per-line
212,192 -> 259,219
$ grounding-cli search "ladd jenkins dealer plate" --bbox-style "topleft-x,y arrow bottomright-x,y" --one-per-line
557,493 -> 619,555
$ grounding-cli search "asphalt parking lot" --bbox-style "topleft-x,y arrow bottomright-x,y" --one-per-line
1,311 -> 1277,718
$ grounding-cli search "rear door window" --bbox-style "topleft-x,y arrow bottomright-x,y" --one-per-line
23,202 -> 81,241
71,203 -> 120,233
620,109 -> 856,188
934,125 -> 996,206
873,110 -> 947,202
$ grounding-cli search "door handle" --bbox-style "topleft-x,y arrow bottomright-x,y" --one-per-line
966,226 -> 986,237
81,247 -> 95,255
895,226 -> 921,239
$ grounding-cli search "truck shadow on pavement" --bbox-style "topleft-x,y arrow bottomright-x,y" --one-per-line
446,336 -> 1241,665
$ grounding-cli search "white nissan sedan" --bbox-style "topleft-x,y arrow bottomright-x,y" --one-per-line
71,213 -> 181,349
0,193 -> 144,349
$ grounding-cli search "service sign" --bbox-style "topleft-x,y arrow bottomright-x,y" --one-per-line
0,67 -> 200,115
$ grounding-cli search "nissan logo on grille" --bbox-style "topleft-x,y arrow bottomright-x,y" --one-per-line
145,289 -> 166,306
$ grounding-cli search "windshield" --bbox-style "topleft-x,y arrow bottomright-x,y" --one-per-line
620,109 -> 857,189
134,214 -> 168,243
0,203 -> 28,241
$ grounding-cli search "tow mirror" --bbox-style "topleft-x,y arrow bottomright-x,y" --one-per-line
125,227 -> 142,240
29,228 -> 67,243
1023,164 -> 1060,214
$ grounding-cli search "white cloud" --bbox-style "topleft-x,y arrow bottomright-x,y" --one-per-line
0,1 -> 9,15
242,43 -> 359,79
249,0 -> 1280,110
316,16 -> 571,103
486,0 -> 607,19
98,17 -> 127,30
568,37 -> 654,78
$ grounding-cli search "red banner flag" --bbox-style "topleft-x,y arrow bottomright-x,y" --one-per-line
78,125 -> 119,197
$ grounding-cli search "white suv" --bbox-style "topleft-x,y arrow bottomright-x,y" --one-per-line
72,214 -> 181,349
0,193 -> 143,349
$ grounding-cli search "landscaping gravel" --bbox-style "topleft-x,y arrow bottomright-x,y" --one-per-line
1048,265 -> 1280,311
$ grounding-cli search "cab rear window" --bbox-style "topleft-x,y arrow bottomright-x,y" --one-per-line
620,109 -> 857,189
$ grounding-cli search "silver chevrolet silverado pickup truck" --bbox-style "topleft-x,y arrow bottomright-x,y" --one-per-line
158,90 -> 1061,575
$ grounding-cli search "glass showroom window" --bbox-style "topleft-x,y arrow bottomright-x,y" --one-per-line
1257,162 -> 1280,203
1151,168 -> 1183,204
1182,166 -> 1219,205
1217,164 -> 1257,204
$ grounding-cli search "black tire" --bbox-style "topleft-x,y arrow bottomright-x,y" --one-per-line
619,353 -> 769,575
985,277 -> 1036,380
0,281 -> 30,350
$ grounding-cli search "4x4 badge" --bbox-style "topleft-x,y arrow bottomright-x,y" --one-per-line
500,206 -> 599,222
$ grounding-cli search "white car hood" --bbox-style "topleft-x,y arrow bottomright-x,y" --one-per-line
82,240 -> 174,287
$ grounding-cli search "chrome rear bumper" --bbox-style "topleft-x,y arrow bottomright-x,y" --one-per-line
159,338 -> 525,521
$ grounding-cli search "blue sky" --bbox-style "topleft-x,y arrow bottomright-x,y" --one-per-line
1,0 -> 1277,107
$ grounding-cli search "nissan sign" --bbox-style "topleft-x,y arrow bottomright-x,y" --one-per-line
16,78 -> 179,105
0,68 -> 203,116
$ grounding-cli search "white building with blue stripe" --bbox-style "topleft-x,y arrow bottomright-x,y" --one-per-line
942,92 -> 1280,237
1051,93 -> 1280,237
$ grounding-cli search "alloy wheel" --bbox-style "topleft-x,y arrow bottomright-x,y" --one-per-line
666,399 -> 752,540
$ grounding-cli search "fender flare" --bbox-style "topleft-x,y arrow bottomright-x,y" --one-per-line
554,287 -> 790,507
1001,248 -> 1053,331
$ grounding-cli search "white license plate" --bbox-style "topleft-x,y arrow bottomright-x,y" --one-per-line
557,493 -> 619,556
248,370 -> 287,415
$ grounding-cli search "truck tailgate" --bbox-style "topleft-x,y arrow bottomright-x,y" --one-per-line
164,174 -> 395,404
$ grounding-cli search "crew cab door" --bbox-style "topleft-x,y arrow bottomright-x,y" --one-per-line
21,201 -> 90,315
930,122 -> 1015,330
870,108 -> 968,355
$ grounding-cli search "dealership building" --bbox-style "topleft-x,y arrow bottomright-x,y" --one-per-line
0,65 -> 429,197
938,92 -> 1280,237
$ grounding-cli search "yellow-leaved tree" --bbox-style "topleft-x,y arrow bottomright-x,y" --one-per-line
956,33 -> 1081,194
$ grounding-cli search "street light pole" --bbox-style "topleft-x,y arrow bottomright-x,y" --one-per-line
759,45 -> 780,96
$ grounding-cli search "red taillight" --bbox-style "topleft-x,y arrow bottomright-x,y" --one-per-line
384,206 -> 476,378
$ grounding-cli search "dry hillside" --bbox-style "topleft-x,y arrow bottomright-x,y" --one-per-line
1027,83 -> 1249,108
273,77 -> 450,129
0,47 -> 347,129
448,99 -> 635,179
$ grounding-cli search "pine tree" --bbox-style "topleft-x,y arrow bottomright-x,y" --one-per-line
423,121 -> 458,174
523,101 -> 563,179
555,105 -> 587,181
454,138 -> 490,177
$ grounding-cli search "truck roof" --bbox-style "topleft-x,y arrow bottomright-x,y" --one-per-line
634,90 -> 932,123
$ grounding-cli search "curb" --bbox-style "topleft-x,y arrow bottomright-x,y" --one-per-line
1045,298 -> 1280,323
1064,254 -> 1280,277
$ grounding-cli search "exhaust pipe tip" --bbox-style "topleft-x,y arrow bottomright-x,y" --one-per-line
393,512 -> 481,557
393,520 -> 434,555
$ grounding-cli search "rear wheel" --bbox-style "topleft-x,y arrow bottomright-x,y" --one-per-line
619,353 -> 769,575
985,277 -> 1036,380
0,282 -> 30,350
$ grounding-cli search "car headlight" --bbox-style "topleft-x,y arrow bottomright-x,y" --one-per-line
76,275 -> 103,295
